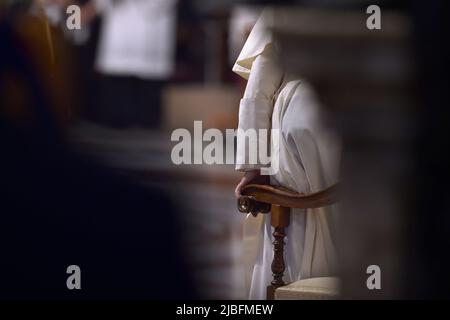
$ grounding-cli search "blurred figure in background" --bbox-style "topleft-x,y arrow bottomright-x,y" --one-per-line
0,3 -> 194,299
81,0 -> 178,128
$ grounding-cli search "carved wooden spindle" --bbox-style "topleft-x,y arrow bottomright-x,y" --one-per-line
267,205 -> 290,299
271,226 -> 287,286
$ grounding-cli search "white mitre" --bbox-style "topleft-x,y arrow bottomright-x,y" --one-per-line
232,8 -> 275,80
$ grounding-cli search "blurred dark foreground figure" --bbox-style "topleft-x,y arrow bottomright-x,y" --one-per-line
0,9 -> 194,300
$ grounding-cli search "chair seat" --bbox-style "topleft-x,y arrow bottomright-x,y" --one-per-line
274,277 -> 340,300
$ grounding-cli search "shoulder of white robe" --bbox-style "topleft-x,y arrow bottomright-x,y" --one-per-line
232,7 -> 275,80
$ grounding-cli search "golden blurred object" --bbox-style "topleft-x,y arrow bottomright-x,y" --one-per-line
1,6 -> 78,128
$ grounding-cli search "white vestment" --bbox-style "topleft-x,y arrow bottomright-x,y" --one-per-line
233,9 -> 340,300
94,0 -> 177,79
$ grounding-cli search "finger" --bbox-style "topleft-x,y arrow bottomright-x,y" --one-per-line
235,184 -> 242,198
235,180 -> 245,198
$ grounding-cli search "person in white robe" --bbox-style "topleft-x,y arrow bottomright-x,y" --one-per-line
93,0 -> 177,79
80,0 -> 178,127
233,9 -> 341,300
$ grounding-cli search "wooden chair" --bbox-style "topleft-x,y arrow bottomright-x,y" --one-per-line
237,183 -> 339,299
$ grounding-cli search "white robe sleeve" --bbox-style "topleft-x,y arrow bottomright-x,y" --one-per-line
236,48 -> 283,171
